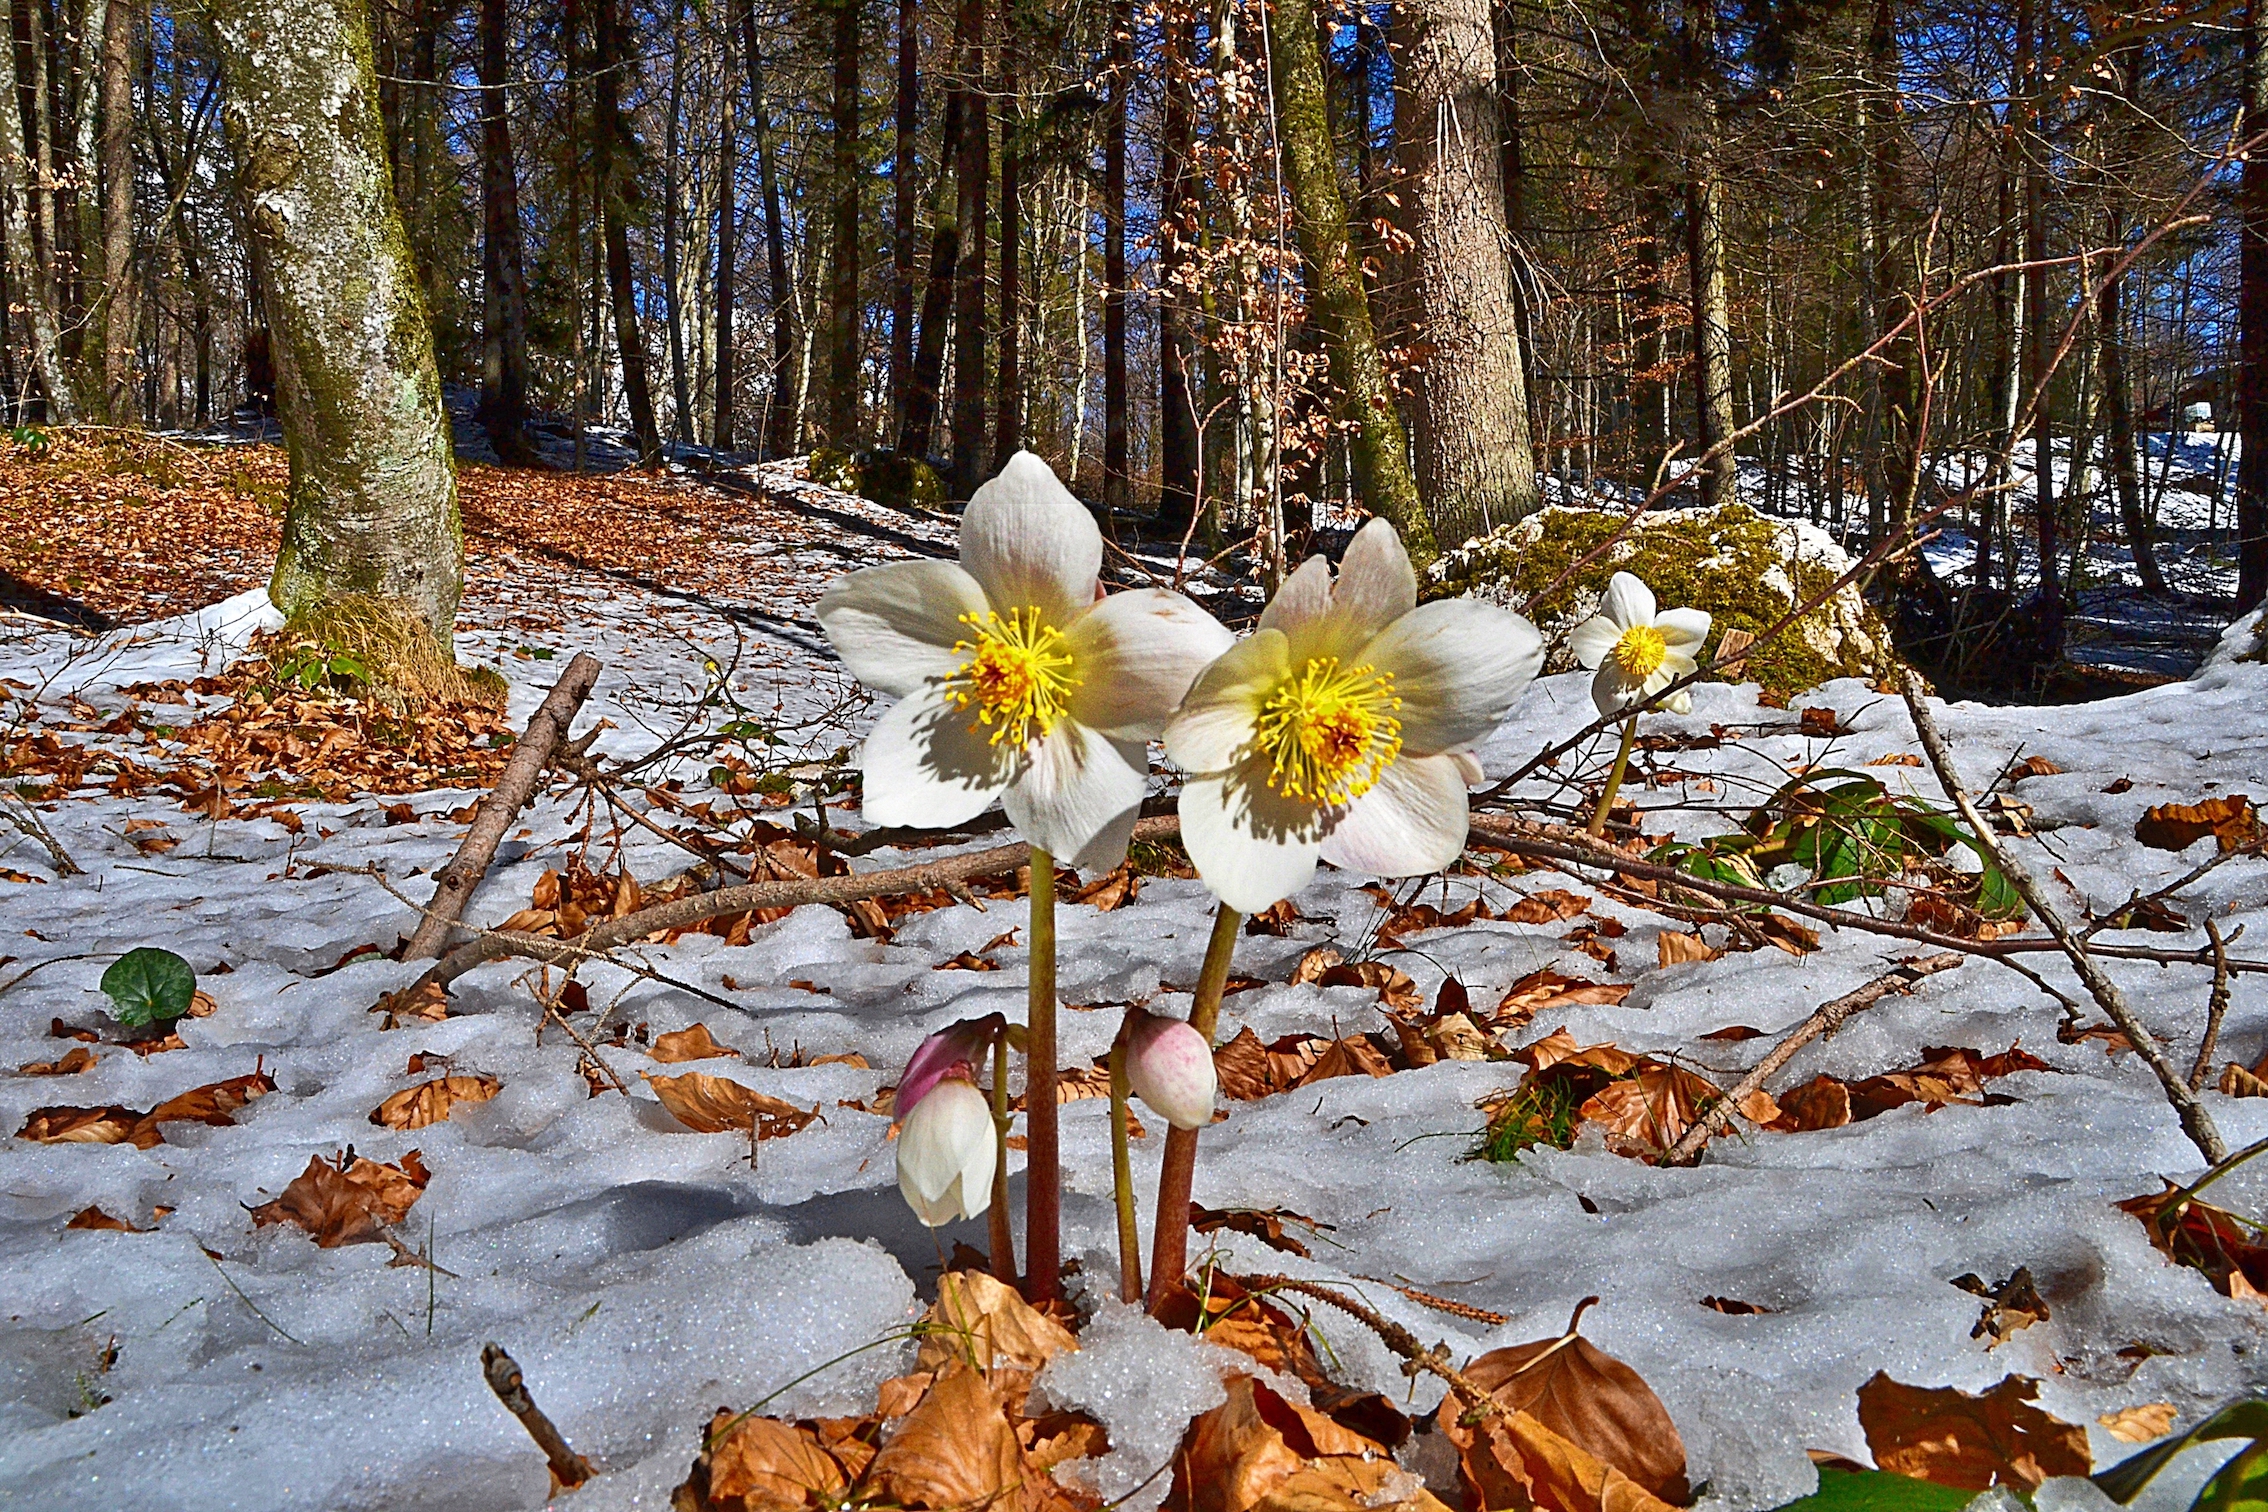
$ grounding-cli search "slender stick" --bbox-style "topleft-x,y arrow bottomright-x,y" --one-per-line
1660,953 -> 1964,1166
1146,902 -> 1241,1312
988,1030 -> 1016,1282
1109,1021 -> 1142,1303
1587,717 -> 1639,837
481,1342 -> 596,1490
1024,846 -> 1061,1302
2190,918 -> 2233,1091
1900,669 -> 2227,1165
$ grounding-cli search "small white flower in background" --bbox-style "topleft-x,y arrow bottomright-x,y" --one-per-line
1164,519 -> 1543,914
896,1076 -> 998,1227
895,1013 -> 1004,1117
1124,1010 -> 1216,1130
1568,572 -> 1711,718
818,452 -> 1231,870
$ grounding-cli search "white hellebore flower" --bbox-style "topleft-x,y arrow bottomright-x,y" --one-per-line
818,452 -> 1232,871
1164,519 -> 1543,915
1568,572 -> 1711,718
896,1076 -> 998,1227
1124,1009 -> 1216,1131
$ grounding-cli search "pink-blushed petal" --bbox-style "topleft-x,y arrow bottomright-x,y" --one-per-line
858,683 -> 1018,829
1178,761 -> 1325,914
1164,629 -> 1291,774
1568,615 -> 1622,671
1003,722 -> 1148,871
959,451 -> 1101,624
1319,751 -> 1471,879
1591,663 -> 1644,717
1361,599 -> 1543,756
1601,572 -> 1656,631
1062,589 -> 1235,740
1444,746 -> 1487,785
1331,519 -> 1418,642
1257,554 -> 1336,643
1653,607 -> 1712,652
897,1013 -> 1005,1118
816,560 -> 992,699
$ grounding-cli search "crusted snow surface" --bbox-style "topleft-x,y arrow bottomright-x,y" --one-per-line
2,549 -> 2268,1507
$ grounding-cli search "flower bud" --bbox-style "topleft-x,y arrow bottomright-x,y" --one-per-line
1125,1010 -> 1217,1131
896,1076 -> 998,1227
896,1013 -> 1005,1119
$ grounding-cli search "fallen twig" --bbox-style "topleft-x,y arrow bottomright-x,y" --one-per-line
1660,953 -> 1964,1167
2190,918 -> 2234,1092
403,653 -> 603,960
2,790 -> 81,876
481,1342 -> 595,1491
1900,669 -> 2227,1165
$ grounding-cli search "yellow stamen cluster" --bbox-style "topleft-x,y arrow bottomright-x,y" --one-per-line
946,607 -> 1080,747
1611,624 -> 1668,679
1253,657 -> 1403,806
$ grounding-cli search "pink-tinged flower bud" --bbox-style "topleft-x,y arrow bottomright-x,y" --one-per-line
896,1013 -> 1006,1119
896,1076 -> 998,1227
1126,1010 -> 1217,1131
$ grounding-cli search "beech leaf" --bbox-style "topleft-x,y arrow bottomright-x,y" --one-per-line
1854,1372 -> 2089,1490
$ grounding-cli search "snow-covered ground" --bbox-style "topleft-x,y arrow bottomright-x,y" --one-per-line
4,481 -> 2268,1510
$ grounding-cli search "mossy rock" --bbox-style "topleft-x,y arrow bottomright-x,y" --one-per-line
805,448 -> 945,512
1425,503 -> 1899,702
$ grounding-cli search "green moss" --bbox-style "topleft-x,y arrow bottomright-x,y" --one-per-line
808,448 -> 946,512
1427,504 -> 1898,702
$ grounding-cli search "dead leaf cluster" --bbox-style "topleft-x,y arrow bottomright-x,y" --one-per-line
250,1147 -> 432,1247
15,1066 -> 276,1150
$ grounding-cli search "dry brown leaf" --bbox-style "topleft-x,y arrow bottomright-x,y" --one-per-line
1215,1028 -> 1279,1101
18,1046 -> 96,1076
1753,914 -> 1822,956
2117,1180 -> 2268,1302
1456,1409 -> 1683,1512
65,1205 -> 144,1232
2097,1403 -> 2178,1444
1314,960 -> 1423,1013
2135,795 -> 2258,853
1855,1372 -> 2089,1490
1577,1063 -> 1725,1161
140,1069 -> 278,1136
1445,1300 -> 1689,1504
373,980 -> 450,1028
1168,1373 -> 1436,1512
1070,864 -> 1141,912
1500,888 -> 1593,925
1700,1025 -> 1764,1042
1951,1268 -> 2049,1345
15,1104 -> 145,1146
643,1071 -> 820,1137
369,1073 -> 500,1130
2221,1062 -> 2268,1097
1022,1411 -> 1109,1473
857,1364 -> 1028,1509
1428,1013 -> 1494,1062
914,1269 -> 1079,1376
1657,930 -> 1722,967
650,1023 -> 742,1063
1495,970 -> 1632,1026
248,1148 -> 430,1246
1190,1204 -> 1334,1260
692,1409 -> 852,1509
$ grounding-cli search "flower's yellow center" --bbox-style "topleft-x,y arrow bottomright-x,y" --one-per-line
1611,624 -> 1667,679
946,607 -> 1079,747
1252,657 -> 1403,806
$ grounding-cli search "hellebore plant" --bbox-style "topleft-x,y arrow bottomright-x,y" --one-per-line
1108,1007 -> 1219,1300
1146,519 -> 1542,1307
818,452 -> 1230,1300
894,1015 -> 1016,1260
1568,572 -> 1711,837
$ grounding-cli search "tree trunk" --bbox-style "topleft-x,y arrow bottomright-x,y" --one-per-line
0,5 -> 67,418
1684,0 -> 1736,508
1156,7 -> 1198,529
2018,0 -> 2060,646
826,0 -> 861,444
1393,0 -> 1538,548
478,0 -> 532,460
900,88 -> 961,458
96,0 -> 132,420
890,0 -> 915,432
205,0 -> 461,639
663,10 -> 696,445
595,0 -> 663,460
994,40 -> 1021,462
2240,0 -> 2268,608
714,0 -> 739,449
741,11 -> 798,457
1102,0 -> 1129,514
2100,202 -> 2165,595
1267,0 -> 1433,557
949,0 -> 987,494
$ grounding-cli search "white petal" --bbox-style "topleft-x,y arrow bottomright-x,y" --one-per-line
1653,607 -> 1712,653
1257,554 -> 1336,645
1331,519 -> 1419,644
1319,752 -> 1472,878
1444,746 -> 1487,785
1063,589 -> 1234,740
1661,688 -> 1694,715
960,451 -> 1101,624
1003,721 -> 1147,871
817,560 -> 993,699
1362,599 -> 1543,755
1659,648 -> 1699,680
1591,663 -> 1643,717
858,684 -> 1017,829
1568,615 -> 1622,671
1601,572 -> 1657,631
896,1080 -> 995,1225
1164,629 -> 1291,774
1178,762 -> 1325,914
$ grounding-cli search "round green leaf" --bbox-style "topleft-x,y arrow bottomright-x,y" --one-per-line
101,948 -> 197,1027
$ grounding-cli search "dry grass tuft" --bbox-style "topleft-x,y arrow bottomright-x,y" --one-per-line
268,594 -> 508,713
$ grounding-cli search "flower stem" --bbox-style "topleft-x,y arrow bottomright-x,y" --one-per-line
1024,846 -> 1061,1302
1108,1020 -> 1142,1303
988,1030 -> 1016,1283
1144,902 -> 1241,1313
1588,716 -> 1639,838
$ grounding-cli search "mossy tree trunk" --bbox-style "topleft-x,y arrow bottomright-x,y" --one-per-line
1268,0 -> 1434,559
206,0 -> 462,642
1392,0 -> 1538,549
97,0 -> 136,421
